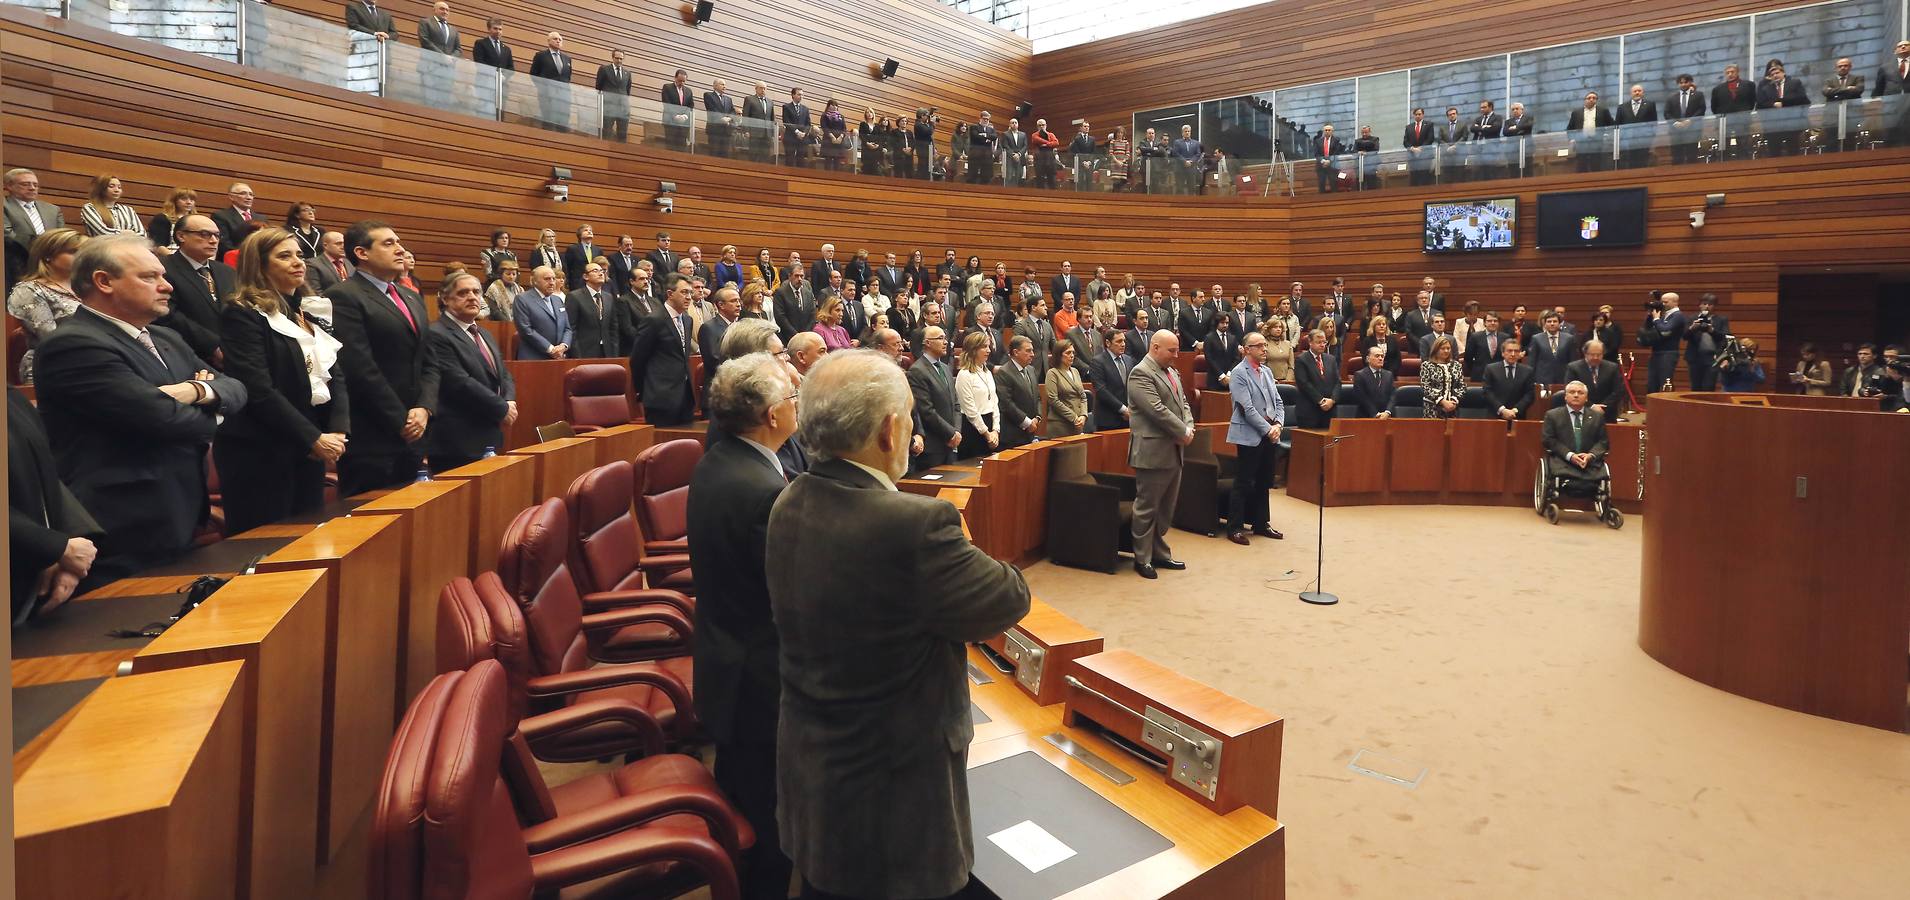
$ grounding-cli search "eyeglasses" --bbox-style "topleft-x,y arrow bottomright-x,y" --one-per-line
176,229 -> 220,238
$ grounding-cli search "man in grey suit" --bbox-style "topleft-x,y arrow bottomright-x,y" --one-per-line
766,350 -> 1029,900
907,326 -> 962,471
5,167 -> 64,289
994,334 -> 1042,449
305,230 -> 353,293
511,265 -> 571,359
1127,330 -> 1194,578
416,2 -> 460,99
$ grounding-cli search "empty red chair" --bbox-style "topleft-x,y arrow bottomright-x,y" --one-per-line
631,439 -> 701,557
369,659 -> 746,900
495,499 -> 701,741
566,461 -> 696,651
564,364 -> 638,432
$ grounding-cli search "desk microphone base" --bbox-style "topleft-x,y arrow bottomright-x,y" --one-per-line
1299,591 -> 1340,606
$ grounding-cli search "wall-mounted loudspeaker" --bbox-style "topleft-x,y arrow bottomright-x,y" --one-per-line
694,1 -> 714,23
1015,101 -> 1034,119
880,58 -> 900,79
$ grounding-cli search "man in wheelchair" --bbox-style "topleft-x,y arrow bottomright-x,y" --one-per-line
1537,380 -> 1623,527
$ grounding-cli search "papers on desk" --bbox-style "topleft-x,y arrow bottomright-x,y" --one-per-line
988,820 -> 1077,874
920,473 -> 944,480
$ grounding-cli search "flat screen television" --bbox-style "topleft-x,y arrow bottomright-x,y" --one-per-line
1422,198 -> 1518,253
1536,187 -> 1648,249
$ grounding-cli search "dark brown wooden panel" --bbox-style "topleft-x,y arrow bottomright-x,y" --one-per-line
267,0 -> 1030,125
1033,0 -> 1815,132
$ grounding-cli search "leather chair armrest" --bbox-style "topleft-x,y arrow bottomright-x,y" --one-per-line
583,587 -> 695,616
580,605 -> 694,639
644,538 -> 692,554
636,552 -> 693,572
522,782 -> 747,855
526,662 -> 693,717
520,697 -> 667,760
1089,471 -> 1137,500
572,423 -> 604,434
529,827 -> 741,900
1049,480 -> 1118,520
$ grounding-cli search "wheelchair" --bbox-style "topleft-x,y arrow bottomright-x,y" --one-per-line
1532,455 -> 1623,528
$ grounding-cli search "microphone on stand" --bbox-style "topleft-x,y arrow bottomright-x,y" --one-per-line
1300,433 -> 1353,606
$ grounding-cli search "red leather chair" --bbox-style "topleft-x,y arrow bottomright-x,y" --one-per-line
566,461 -> 696,630
495,500 -> 701,741
631,439 -> 700,558
369,659 -> 746,900
564,364 -> 639,432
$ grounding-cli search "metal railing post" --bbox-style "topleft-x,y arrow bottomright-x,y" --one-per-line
376,38 -> 387,97
234,0 -> 246,66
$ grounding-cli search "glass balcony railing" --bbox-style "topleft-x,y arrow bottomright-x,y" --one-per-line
15,0 -> 1910,199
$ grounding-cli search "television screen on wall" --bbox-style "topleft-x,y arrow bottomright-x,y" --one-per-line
1423,198 -> 1518,253
1537,187 -> 1648,249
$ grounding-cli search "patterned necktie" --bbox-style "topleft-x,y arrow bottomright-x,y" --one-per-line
199,265 -> 215,298
135,329 -> 165,366
332,256 -> 346,279
469,325 -> 496,372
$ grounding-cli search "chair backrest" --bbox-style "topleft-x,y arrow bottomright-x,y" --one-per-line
534,421 -> 576,442
631,440 -> 702,547
1392,384 -> 1425,417
563,364 -> 634,428
436,573 -> 535,723
1048,442 -> 1091,485
370,661 -> 535,900
1276,383 -> 1301,427
496,499 -> 588,677
1458,385 -> 1492,418
564,460 -> 643,594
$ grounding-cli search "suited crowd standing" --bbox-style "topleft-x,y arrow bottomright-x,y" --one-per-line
766,350 -> 1029,900
36,234 -> 247,579
323,220 -> 437,494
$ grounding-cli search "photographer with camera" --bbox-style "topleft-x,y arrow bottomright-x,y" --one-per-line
1638,290 -> 1687,394
1718,337 -> 1764,392
1682,293 -> 1731,390
1881,353 -> 1910,411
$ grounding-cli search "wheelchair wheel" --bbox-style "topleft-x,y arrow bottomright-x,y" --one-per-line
1603,507 -> 1624,529
1544,503 -> 1560,525
1532,464 -> 1548,515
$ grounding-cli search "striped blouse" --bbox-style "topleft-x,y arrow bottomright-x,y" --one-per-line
81,202 -> 146,238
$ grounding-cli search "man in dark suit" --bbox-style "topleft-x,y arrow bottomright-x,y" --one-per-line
907,326 -> 962,471
962,303 -> 1005,367
1613,84 -> 1658,168
1403,107 -> 1435,185
605,234 -> 640,297
1050,260 -> 1083,305
426,271 -> 514,472
565,261 -> 620,358
156,212 -> 233,363
807,243 -> 840,296
1312,124 -> 1346,192
1542,381 -> 1609,493
1564,339 -> 1624,422
560,224 -> 598,292
1666,74 -> 1708,163
344,0 -> 394,40
210,182 -> 260,258
1875,40 -> 1910,97
688,351 -> 799,900
1501,101 -> 1533,176
1348,346 -> 1396,418
703,77 -> 737,158
511,265 -> 571,359
1757,61 -> 1808,155
994,335 -> 1042,449
781,87 -> 813,164
1123,309 -> 1153,364
1291,330 -> 1336,428
766,351 -> 1028,900
1088,330 -> 1133,431
645,231 -> 678,279
1527,311 -> 1578,385
1643,292 -> 1687,393
1465,313 -> 1505,381
36,235 -> 246,578
1015,298 -> 1054,384
1483,339 -> 1536,423
415,1 -> 459,99
305,230 -> 352,294
1177,291 -> 1216,351
742,81 -> 776,163
9,386 -> 102,621
4,167 -> 64,286
471,17 -> 512,70
661,68 -> 695,150
874,252 -> 907,298
1566,92 -> 1615,171
595,49 -> 633,141
772,274 -> 816,347
629,273 -> 697,426
1400,290 -> 1437,343
616,267 -> 662,346
529,31 -> 572,131
326,221 -> 438,494
1682,293 -> 1730,391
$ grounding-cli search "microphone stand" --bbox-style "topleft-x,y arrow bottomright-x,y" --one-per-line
1300,434 -> 1351,606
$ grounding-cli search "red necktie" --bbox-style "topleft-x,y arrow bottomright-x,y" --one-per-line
469,325 -> 496,372
332,257 -> 347,278
1316,354 -> 1324,377
240,208 -> 251,222
387,284 -> 417,332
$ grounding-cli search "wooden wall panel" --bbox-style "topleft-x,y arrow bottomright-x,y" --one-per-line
1032,0 -> 1818,132
267,0 -> 1030,125
0,9 -> 1282,299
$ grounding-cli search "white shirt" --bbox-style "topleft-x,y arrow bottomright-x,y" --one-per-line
737,435 -> 784,478
263,307 -> 342,405
955,366 -> 1001,434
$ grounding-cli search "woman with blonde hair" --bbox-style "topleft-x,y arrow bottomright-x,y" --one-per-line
214,227 -> 349,533
80,174 -> 146,240
739,279 -> 774,322
6,228 -> 87,382
1420,336 -> 1464,418
1262,317 -> 1296,381
812,294 -> 853,350
955,330 -> 1001,458
147,187 -> 196,249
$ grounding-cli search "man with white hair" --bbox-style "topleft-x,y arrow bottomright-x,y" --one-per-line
766,349 -> 1029,900
808,242 -> 839,294
784,330 -> 825,377
687,351 -> 800,900
1542,381 -> 1609,492
1127,330 -> 1194,579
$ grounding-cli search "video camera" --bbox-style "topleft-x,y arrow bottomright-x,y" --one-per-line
1643,290 -> 1666,312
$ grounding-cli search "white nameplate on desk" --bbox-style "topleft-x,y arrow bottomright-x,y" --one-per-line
988,819 -> 1076,874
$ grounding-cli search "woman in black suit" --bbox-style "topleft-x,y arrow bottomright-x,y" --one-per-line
214,227 -> 350,534
1357,316 -> 1406,375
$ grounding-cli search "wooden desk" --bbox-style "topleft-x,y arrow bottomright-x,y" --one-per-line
131,569 -> 330,900
14,661 -> 247,899
578,422 -> 656,466
354,480 -> 477,705
1638,392 -> 1910,731
434,454 -> 538,574
503,358 -> 637,449
254,515 -> 406,863
507,436 -> 599,503
982,597 -> 1105,706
